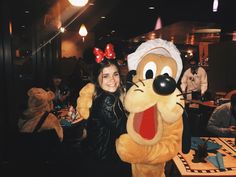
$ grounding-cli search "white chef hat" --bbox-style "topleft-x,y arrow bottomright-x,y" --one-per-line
127,38 -> 183,82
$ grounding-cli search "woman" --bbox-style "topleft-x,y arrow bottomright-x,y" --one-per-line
82,44 -> 131,177
47,74 -> 71,109
18,87 -> 63,141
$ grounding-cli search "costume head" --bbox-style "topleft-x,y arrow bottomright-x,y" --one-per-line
116,38 -> 190,177
125,39 -> 184,145
24,88 -> 55,118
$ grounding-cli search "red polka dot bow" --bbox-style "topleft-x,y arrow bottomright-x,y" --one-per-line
93,43 -> 116,63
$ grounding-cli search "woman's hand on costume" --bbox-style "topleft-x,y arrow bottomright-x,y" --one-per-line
76,83 -> 95,119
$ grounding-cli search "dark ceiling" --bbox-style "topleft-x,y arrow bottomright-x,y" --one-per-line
4,0 -> 236,42
96,0 -> 235,39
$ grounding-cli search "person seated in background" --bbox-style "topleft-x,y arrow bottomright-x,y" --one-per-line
18,87 -> 63,141
47,74 -> 71,109
180,57 -> 208,100
207,93 -> 236,137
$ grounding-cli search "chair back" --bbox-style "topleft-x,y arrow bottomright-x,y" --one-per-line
224,90 -> 236,99
15,129 -> 61,162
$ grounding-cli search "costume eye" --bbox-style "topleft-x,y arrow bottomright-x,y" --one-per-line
160,66 -> 172,77
143,61 -> 156,79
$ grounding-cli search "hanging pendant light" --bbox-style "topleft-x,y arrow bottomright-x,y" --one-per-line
213,0 -> 219,12
68,0 -> 88,7
79,24 -> 88,42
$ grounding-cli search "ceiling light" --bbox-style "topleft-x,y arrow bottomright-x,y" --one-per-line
24,10 -> 30,14
68,0 -> 88,7
79,24 -> 88,42
9,21 -> 12,35
213,0 -> 219,12
60,27 -> 65,33
101,16 -> 106,19
194,28 -> 221,33
148,6 -> 155,10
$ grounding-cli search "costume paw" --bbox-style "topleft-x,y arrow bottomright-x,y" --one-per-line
116,134 -> 147,163
76,83 -> 95,119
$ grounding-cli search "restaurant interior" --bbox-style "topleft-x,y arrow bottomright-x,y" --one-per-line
1,0 -> 236,176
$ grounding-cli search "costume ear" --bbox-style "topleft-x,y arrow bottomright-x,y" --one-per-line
126,70 -> 136,90
182,109 -> 191,154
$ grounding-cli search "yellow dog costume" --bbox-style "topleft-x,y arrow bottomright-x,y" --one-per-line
77,39 -> 190,177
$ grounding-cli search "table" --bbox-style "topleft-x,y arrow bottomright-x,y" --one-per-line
186,100 -> 218,109
173,137 -> 236,176
185,100 -> 217,136
57,107 -> 86,142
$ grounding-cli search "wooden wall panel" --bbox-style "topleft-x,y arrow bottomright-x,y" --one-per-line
208,41 -> 236,95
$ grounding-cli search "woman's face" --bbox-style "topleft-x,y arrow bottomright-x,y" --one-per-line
98,64 -> 120,93
53,77 -> 62,87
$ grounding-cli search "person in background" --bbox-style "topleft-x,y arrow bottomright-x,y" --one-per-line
47,74 -> 71,109
82,43 -> 131,177
207,93 -> 236,137
180,57 -> 208,100
18,87 -> 63,141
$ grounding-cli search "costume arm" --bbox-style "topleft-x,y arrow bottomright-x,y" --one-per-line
207,107 -> 230,136
116,119 -> 183,164
76,83 -> 95,119
200,68 -> 208,95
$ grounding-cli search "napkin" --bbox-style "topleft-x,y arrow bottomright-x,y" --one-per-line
206,152 -> 225,170
191,137 -> 222,151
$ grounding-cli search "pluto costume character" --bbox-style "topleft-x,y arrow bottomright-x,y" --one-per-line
115,39 -> 186,177
76,39 -> 189,177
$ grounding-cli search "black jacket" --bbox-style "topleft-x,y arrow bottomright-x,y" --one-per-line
84,90 -> 127,160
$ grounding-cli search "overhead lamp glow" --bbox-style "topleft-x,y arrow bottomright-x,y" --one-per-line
60,27 -> 65,33
79,24 -> 88,42
213,0 -> 218,12
68,0 -> 88,7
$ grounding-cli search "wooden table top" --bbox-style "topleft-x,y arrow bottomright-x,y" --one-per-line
173,137 -> 236,176
185,100 -> 218,109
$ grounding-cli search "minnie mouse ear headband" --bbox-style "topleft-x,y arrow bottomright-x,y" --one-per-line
93,43 -> 116,63
127,38 -> 183,82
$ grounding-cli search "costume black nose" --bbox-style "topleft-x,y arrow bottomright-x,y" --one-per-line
153,74 -> 176,95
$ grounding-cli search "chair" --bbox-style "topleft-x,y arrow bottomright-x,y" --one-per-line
224,90 -> 236,99
13,129 -> 61,162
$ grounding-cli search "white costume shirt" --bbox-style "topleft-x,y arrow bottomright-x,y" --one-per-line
180,66 -> 208,100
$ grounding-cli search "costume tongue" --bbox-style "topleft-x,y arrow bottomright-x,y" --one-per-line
134,106 -> 157,140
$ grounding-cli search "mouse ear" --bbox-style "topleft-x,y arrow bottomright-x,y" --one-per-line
182,110 -> 191,154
